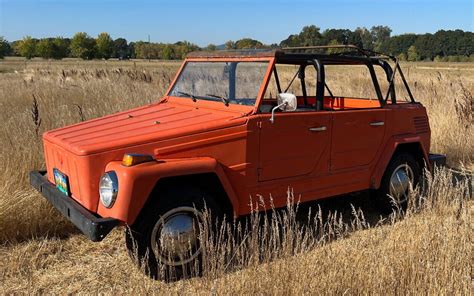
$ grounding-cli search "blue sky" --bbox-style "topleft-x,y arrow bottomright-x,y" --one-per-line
1,0 -> 472,46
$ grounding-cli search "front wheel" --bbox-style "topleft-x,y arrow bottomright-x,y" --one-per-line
375,153 -> 421,212
125,186 -> 223,281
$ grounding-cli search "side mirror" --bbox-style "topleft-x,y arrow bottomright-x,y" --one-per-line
277,93 -> 297,111
270,93 -> 297,123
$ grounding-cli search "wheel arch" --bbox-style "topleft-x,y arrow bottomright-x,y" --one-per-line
100,157 -> 239,225
371,138 -> 429,189
143,173 -> 234,221
391,142 -> 427,169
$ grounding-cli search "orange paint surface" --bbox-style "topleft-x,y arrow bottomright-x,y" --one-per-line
42,54 -> 431,224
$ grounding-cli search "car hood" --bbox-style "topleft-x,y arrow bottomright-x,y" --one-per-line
43,101 -> 248,156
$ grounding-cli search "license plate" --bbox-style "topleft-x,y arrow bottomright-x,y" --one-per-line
53,168 -> 70,196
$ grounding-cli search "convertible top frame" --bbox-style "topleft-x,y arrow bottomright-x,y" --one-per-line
188,45 -> 416,110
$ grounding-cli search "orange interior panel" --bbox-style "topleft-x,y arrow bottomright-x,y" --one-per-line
262,96 -> 382,111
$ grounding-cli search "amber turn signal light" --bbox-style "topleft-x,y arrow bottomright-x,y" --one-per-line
122,153 -> 154,167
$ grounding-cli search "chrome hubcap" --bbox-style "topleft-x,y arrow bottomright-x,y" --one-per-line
389,164 -> 414,203
151,207 -> 202,266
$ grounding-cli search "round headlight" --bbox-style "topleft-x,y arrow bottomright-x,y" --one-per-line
99,171 -> 118,208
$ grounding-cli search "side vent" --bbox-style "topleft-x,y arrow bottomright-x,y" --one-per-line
413,116 -> 429,134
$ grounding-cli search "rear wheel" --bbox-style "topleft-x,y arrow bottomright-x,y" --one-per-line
125,186 -> 223,281
375,153 -> 421,212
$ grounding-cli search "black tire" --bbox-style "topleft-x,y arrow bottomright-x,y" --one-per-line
125,185 -> 223,281
375,153 -> 421,213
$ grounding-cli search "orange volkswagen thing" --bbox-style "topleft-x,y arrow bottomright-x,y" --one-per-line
31,45 -> 446,279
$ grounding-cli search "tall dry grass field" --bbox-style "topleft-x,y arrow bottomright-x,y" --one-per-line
0,59 -> 472,294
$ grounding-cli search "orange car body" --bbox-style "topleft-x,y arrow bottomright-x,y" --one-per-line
32,48 -> 441,241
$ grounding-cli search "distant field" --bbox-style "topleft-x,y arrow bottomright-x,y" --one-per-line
0,59 -> 472,294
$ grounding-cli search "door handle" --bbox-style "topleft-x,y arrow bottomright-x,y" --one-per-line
369,121 -> 385,126
309,126 -> 327,132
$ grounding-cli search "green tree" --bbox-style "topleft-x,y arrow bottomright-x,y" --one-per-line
397,52 -> 407,61
327,39 -> 344,54
204,44 -> 217,51
15,36 -> 37,59
9,41 -> 20,56
70,32 -> 96,60
346,31 -> 363,48
235,38 -> 264,49
225,40 -> 235,49
455,31 -> 474,56
52,37 -> 70,59
354,27 -> 373,50
280,25 -> 322,47
299,25 -> 322,46
113,38 -> 129,59
0,37 -> 11,58
322,29 -> 352,45
384,34 -> 417,56
407,45 -> 419,61
36,38 -> 55,59
371,25 -> 392,52
128,42 -> 136,58
96,32 -> 114,59
279,34 -> 300,47
432,29 -> 474,57
134,41 -> 154,59
413,34 -> 435,60
174,41 -> 199,59
162,45 -> 174,60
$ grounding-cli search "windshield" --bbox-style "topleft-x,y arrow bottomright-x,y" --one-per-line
169,61 -> 270,106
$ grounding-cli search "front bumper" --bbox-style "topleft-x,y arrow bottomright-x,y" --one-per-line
428,153 -> 447,169
30,170 -> 119,242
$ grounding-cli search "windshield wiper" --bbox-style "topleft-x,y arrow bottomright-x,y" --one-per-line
205,94 -> 229,106
176,91 -> 197,102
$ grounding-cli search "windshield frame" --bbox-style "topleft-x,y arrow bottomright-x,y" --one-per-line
165,57 -> 275,112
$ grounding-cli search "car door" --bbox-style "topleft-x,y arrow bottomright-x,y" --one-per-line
330,108 -> 387,171
257,111 -> 332,182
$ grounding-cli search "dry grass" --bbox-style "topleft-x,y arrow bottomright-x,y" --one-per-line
0,59 -> 473,294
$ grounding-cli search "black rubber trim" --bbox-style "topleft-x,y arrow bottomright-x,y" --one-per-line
29,170 -> 119,242
429,153 -> 447,169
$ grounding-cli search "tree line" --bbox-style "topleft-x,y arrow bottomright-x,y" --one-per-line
279,26 -> 473,61
0,26 -> 472,61
0,32 -> 201,60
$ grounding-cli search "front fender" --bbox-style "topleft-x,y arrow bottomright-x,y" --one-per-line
371,135 -> 430,189
96,157 -> 238,224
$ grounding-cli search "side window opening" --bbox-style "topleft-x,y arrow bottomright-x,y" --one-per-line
261,64 -> 301,113
323,64 -> 383,110
261,64 -> 319,113
376,62 -> 416,105
375,64 -> 392,102
393,66 -> 415,104
324,65 -> 379,99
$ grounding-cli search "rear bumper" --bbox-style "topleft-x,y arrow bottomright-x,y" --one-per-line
29,170 -> 119,242
429,153 -> 447,169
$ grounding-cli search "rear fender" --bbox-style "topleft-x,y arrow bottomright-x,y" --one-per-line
371,136 -> 429,189
96,157 -> 238,224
